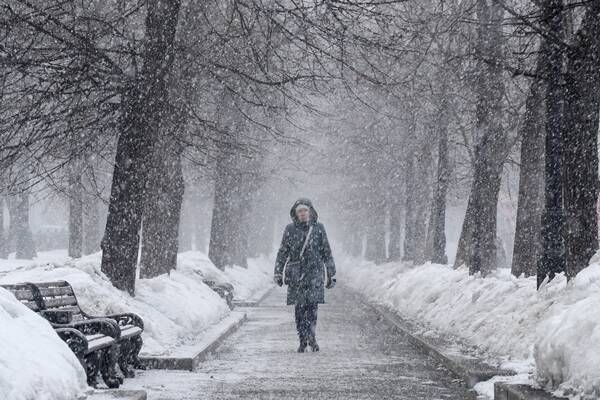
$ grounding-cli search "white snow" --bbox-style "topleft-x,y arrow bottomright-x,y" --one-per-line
0,286 -> 88,400
0,250 -> 272,355
341,254 -> 600,399
0,249 -> 273,399
176,251 -> 273,302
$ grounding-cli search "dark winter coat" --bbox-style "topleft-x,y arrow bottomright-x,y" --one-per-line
275,199 -> 336,305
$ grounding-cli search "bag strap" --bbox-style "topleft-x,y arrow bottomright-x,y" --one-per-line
299,226 -> 313,258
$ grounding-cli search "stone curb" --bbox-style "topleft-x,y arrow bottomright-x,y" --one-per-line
352,288 -> 515,388
86,389 -> 147,400
494,383 -> 567,400
233,285 -> 275,308
139,311 -> 247,371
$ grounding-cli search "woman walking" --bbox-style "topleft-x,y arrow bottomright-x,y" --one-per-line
274,198 -> 336,352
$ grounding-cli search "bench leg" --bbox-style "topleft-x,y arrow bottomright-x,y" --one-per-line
118,335 -> 144,378
84,352 -> 100,388
130,335 -> 145,370
118,340 -> 135,378
100,344 -> 121,388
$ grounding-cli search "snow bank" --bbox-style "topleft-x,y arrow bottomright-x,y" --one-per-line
0,250 -> 272,357
0,287 -> 88,400
177,251 -> 273,301
342,255 -> 600,399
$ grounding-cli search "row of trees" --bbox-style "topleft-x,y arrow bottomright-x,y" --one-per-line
0,0 -> 403,294
2,0 -> 598,294
313,0 -> 600,288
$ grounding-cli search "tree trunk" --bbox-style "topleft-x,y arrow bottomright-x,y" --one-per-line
0,197 -> 6,258
140,146 -> 185,278
511,41 -> 547,278
68,168 -> 83,258
403,151 -> 429,263
178,191 -> 193,253
388,184 -> 403,262
365,195 -> 386,264
454,195 -> 475,269
209,150 -> 240,270
538,0 -> 567,288
428,85 -> 451,265
563,4 -> 600,280
83,194 -> 101,255
9,192 -> 36,260
413,146 -> 432,265
100,0 -> 181,294
193,184 -> 211,253
455,0 -> 506,275
403,155 -> 417,261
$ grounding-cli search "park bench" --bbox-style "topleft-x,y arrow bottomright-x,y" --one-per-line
0,283 -> 121,388
31,280 -> 145,378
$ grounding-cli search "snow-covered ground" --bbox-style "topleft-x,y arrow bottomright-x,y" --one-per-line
0,286 -> 88,400
0,250 -> 273,399
341,254 -> 600,399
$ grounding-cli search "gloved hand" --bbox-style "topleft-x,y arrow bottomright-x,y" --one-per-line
326,275 -> 336,289
274,274 -> 283,287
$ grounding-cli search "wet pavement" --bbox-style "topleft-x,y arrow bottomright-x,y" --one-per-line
123,287 -> 477,399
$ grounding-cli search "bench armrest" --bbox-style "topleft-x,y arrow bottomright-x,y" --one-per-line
87,312 -> 144,330
41,309 -> 74,325
54,328 -> 88,360
50,318 -> 121,339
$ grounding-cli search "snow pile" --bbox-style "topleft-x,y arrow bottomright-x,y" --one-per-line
177,251 -> 273,301
0,287 -> 88,400
0,250 -> 273,356
341,255 -> 600,398
534,260 -> 600,398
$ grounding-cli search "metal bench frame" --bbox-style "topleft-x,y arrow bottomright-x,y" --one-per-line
29,280 -> 145,378
1,283 -> 121,388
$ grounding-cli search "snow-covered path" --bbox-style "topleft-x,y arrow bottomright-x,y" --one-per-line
123,287 -> 477,399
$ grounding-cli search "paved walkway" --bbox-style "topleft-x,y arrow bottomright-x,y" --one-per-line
123,287 -> 477,399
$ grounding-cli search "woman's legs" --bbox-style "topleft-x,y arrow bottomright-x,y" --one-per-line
294,303 -> 319,352
306,304 -> 319,351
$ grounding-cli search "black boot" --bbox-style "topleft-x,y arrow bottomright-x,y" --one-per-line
308,335 -> 319,352
297,337 -> 308,353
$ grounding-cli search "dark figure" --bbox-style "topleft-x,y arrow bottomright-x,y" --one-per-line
274,198 -> 336,352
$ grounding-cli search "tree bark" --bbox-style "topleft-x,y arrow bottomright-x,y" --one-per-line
413,146 -> 432,265
140,146 -> 185,279
403,155 -> 417,261
428,84 -> 451,265
100,0 -> 181,294
537,0 -> 567,288
9,191 -> 36,260
0,197 -> 6,258
388,181 -> 403,262
68,168 -> 83,258
83,194 -> 101,255
193,184 -> 212,253
209,150 -> 241,270
403,150 -> 429,264
511,41 -> 547,278
563,4 -> 600,280
178,190 -> 193,253
454,194 -> 474,269
454,0 -> 506,275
